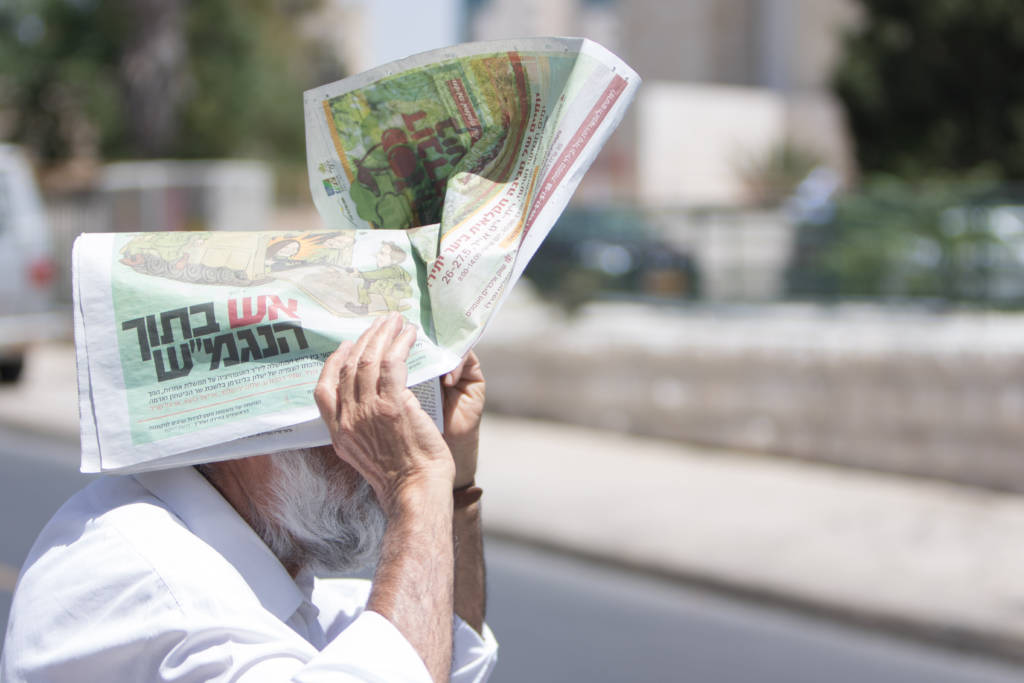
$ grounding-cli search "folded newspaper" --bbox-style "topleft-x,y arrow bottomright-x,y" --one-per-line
74,37 -> 640,473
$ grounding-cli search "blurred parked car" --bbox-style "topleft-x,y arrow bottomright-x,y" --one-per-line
0,144 -> 63,381
524,206 -> 698,310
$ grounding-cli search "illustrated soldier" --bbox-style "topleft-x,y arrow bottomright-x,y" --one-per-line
346,241 -> 413,315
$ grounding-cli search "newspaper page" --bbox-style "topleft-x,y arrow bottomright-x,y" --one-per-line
306,37 -> 639,354
75,36 -> 640,473
75,227 -> 455,473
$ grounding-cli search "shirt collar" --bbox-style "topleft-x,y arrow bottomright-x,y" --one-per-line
133,466 -> 305,623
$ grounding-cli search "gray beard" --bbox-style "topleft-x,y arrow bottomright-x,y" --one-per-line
252,449 -> 386,576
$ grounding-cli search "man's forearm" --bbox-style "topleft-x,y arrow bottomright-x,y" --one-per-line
453,500 -> 486,634
368,480 -> 455,683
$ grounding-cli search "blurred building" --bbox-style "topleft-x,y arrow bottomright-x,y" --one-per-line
100,160 -> 273,233
302,0 -> 372,75
308,0 -> 462,74
467,0 -> 859,208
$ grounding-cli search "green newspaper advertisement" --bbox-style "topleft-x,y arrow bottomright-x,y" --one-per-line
110,228 -> 446,447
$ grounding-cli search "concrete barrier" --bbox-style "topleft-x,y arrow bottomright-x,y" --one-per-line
476,293 -> 1024,492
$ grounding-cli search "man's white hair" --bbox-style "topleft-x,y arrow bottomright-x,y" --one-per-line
253,448 -> 386,575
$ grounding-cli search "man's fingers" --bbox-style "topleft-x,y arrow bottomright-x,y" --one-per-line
346,315 -> 388,401
316,315 -> 414,421
378,321 -> 417,397
315,339 -> 354,419
443,358 -> 466,387
460,350 -> 485,384
355,314 -> 401,400
318,340 -> 351,387
443,351 -> 482,388
351,315 -> 386,360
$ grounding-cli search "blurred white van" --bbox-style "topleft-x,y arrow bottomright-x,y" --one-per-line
0,144 -> 63,382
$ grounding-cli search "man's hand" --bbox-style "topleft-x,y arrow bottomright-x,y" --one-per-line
314,313 -> 455,512
315,313 -> 457,682
442,351 -> 485,488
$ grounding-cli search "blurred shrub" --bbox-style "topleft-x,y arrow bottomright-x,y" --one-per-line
835,0 -> 1024,180
786,176 -> 1024,305
0,0 -> 341,165
736,141 -> 823,207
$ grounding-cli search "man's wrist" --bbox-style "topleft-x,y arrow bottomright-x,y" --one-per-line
453,469 -> 478,489
453,500 -> 482,527
446,429 -> 480,488
381,468 -> 454,518
452,480 -> 482,510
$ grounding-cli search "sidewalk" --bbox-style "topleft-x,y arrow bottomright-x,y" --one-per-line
4,343 -> 1024,662
478,418 -> 1024,661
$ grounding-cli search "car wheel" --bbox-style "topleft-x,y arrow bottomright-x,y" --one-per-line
0,356 -> 24,383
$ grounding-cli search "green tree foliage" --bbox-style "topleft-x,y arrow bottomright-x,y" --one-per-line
834,0 -> 1024,180
0,0 -> 342,164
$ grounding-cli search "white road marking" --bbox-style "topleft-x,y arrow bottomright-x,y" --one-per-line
0,562 -> 19,593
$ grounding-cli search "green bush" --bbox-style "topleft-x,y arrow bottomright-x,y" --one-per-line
0,0 -> 340,165
786,176 -> 1024,305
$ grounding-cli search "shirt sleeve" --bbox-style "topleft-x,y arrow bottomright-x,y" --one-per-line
451,617 -> 499,683
236,612 -> 498,683
280,611 -> 433,683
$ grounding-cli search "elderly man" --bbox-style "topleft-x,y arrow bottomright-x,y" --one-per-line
1,314 -> 497,682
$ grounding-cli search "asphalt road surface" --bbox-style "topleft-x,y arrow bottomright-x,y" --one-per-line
1,426 -> 1023,682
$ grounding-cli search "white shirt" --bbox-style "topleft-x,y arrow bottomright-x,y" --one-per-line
1,467 -> 498,682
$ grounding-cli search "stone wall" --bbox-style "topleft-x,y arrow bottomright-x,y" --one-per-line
476,293 -> 1024,492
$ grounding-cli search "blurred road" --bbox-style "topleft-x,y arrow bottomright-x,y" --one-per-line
2,426 -> 1023,682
